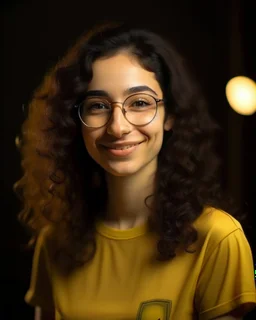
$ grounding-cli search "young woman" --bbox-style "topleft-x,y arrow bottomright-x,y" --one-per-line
16,22 -> 256,320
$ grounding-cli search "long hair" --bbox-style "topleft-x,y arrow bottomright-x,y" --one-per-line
15,21 -> 241,267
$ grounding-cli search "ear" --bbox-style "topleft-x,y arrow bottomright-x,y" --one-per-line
164,116 -> 174,131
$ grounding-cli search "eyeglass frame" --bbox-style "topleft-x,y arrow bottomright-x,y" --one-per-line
75,93 -> 165,128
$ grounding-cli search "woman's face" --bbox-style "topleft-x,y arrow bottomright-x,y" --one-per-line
81,52 -> 172,177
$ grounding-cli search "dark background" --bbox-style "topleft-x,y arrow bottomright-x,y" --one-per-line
3,0 -> 255,319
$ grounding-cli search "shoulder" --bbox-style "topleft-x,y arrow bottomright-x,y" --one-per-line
194,206 -> 243,235
193,207 -> 245,252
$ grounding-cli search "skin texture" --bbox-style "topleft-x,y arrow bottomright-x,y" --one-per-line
81,52 -> 172,178
81,52 -> 173,228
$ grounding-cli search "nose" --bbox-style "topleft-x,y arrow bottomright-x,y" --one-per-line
106,104 -> 132,138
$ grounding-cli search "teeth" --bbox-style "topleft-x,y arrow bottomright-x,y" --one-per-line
112,144 -> 138,150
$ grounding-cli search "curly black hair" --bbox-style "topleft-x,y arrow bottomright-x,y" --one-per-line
15,21 -> 242,268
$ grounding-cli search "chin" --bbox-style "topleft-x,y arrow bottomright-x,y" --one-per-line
102,162 -> 143,177
105,167 -> 140,177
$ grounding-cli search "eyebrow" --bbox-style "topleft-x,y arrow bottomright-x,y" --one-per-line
85,85 -> 158,98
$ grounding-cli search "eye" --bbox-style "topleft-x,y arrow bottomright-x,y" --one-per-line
131,100 -> 150,107
89,102 -> 109,110
83,100 -> 111,113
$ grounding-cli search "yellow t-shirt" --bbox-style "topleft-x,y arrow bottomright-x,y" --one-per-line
25,207 -> 256,319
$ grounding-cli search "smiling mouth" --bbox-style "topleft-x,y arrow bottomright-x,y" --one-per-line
101,142 -> 143,156
109,143 -> 140,150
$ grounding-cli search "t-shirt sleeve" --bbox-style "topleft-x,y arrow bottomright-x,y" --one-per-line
24,227 -> 55,312
195,228 -> 256,320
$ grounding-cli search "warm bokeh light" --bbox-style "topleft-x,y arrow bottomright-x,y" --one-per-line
225,76 -> 256,115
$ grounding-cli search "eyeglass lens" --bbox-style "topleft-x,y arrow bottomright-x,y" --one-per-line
79,93 -> 158,127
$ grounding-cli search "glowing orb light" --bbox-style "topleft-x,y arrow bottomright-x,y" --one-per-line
225,76 -> 256,115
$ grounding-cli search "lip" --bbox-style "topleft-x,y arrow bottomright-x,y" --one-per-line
101,142 -> 142,157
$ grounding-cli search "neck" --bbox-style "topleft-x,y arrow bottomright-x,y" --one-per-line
104,162 -> 157,230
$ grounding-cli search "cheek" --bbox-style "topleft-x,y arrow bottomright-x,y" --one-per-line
143,119 -> 165,147
154,131 -> 164,155
138,128 -> 164,160
153,122 -> 166,152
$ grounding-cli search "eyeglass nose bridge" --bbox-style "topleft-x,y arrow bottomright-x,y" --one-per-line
108,101 -> 128,118
109,101 -> 127,111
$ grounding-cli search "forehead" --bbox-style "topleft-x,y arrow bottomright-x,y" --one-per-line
87,53 -> 162,98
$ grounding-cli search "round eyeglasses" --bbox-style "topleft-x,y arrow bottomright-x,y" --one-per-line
77,93 -> 164,128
